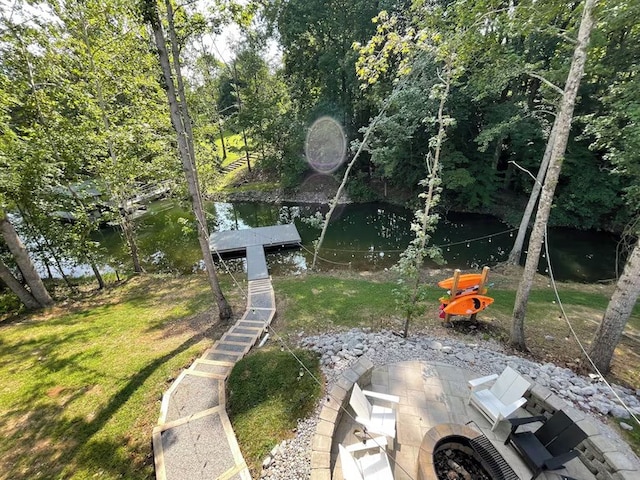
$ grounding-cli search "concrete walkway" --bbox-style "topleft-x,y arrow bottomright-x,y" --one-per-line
152,276 -> 276,480
152,224 -> 302,479
333,361 -> 597,480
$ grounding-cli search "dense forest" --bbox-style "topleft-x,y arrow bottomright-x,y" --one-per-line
1,0 -> 639,363
2,0 -> 638,229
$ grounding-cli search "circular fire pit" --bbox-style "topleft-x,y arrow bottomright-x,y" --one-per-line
417,423 -> 490,480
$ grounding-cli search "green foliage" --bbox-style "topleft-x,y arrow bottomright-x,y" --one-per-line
392,278 -> 430,323
552,145 -> 626,229
258,110 -> 308,189
0,0 -> 176,281
227,348 -> 322,471
346,171 -> 379,202
0,287 -> 23,315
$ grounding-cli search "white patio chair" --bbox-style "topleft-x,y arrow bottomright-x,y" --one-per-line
338,436 -> 394,480
468,366 -> 531,430
349,383 -> 399,439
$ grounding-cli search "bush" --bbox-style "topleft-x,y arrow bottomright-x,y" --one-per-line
346,171 -> 378,202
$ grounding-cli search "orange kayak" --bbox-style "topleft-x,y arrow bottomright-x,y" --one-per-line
443,295 -> 494,315
437,273 -> 483,291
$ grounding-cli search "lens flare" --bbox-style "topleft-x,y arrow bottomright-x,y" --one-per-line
305,116 -> 346,173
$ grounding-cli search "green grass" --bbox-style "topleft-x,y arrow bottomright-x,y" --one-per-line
273,273 -> 640,384
0,275 -> 219,480
273,275 -> 630,331
273,276 -> 403,332
2,270 -> 640,478
217,132 -> 252,168
227,348 -> 322,475
619,422 -> 640,458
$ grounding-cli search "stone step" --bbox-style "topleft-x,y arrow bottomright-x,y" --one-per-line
158,370 -> 223,424
153,407 -> 251,480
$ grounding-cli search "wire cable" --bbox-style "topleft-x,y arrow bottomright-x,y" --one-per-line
543,225 -> 640,427
264,323 -> 417,480
298,243 -> 353,267
511,158 -> 639,425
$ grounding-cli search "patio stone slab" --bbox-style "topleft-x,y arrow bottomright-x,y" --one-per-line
328,360 -> 614,480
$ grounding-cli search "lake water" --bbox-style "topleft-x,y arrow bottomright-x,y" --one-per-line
71,199 -> 622,283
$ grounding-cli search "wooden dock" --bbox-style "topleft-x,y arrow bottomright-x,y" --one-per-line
209,224 -> 301,281
210,224 -> 301,254
154,224 -> 301,480
209,223 -> 302,255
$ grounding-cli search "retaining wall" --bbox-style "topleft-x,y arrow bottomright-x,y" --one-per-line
309,359 -> 637,480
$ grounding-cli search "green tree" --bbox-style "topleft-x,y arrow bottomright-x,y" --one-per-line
511,0 -> 597,350
266,0 -> 409,129
56,0 -> 175,274
583,32 -> 640,371
143,0 -> 233,322
0,5 -> 101,294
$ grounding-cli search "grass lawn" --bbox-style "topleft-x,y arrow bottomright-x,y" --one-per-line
217,132 -> 250,168
1,269 -> 639,478
273,272 -> 640,387
0,275 -> 243,480
227,348 -> 322,476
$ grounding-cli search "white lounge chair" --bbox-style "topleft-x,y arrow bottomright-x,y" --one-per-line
468,366 -> 531,430
349,383 -> 399,439
339,436 -> 394,480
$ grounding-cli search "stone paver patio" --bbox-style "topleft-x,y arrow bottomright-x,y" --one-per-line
332,361 -> 597,480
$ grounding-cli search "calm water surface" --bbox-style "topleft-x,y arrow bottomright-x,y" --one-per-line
80,199 -> 622,283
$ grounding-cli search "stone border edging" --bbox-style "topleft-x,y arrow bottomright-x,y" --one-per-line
523,385 -> 637,480
310,359 -> 637,480
310,357 -> 375,480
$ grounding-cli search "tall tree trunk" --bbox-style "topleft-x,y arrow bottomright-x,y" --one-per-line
87,256 -> 106,289
218,118 -> 227,160
18,205 -> 75,289
0,257 -> 42,309
241,127 -> 252,172
121,211 -> 143,273
588,240 -> 640,373
0,211 -> 53,307
511,0 -> 595,350
311,87 -> 399,270
403,64 -> 451,338
145,0 -> 232,322
506,119 -> 558,265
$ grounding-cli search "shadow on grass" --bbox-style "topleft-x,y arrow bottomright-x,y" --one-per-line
0,326 -> 215,480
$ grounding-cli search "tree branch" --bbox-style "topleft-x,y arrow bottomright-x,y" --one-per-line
525,71 -> 564,95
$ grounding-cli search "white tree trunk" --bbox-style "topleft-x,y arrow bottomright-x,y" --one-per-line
588,240 -> 640,373
146,0 -> 232,322
511,0 -> 596,350
0,211 -> 53,307
79,13 -> 144,274
0,257 -> 41,309
506,119 -> 557,264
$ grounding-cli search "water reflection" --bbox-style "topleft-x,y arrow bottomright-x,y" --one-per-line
33,199 -> 623,283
